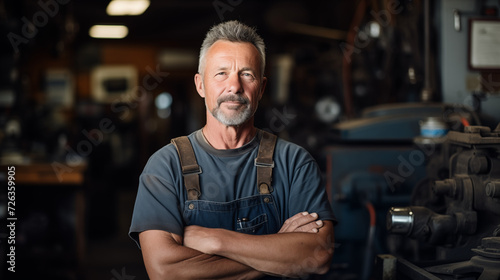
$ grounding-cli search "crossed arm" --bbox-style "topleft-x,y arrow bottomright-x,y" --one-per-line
139,212 -> 335,280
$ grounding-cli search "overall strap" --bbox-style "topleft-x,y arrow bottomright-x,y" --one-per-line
255,131 -> 277,194
171,136 -> 201,200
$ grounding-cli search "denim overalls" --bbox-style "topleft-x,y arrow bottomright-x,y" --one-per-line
171,131 -> 281,235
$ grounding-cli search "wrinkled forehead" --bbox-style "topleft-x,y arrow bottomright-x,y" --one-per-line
203,40 -> 263,74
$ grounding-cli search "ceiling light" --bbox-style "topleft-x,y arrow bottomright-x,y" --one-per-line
89,25 -> 129,39
106,0 -> 150,16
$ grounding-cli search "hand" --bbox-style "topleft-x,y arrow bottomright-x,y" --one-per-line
183,225 -> 219,254
279,212 -> 324,233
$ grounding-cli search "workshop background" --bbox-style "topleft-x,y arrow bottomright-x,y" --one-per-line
1,0 -> 500,279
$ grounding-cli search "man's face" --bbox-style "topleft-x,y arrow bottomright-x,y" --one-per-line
195,40 -> 266,126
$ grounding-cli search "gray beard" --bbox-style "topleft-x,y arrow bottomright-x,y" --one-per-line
208,94 -> 254,126
209,103 -> 253,126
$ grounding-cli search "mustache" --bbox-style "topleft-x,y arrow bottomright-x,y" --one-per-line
217,95 -> 249,106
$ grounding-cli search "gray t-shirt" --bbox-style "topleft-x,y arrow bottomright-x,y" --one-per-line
129,129 -> 336,246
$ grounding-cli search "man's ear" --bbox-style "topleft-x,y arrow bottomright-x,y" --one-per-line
194,73 -> 205,98
258,77 -> 267,101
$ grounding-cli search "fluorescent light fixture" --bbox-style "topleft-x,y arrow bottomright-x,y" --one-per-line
89,25 -> 129,39
106,0 -> 150,16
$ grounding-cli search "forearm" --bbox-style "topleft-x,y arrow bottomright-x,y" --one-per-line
140,230 -> 264,280
157,250 -> 262,280
157,249 -> 263,280
193,221 -> 335,278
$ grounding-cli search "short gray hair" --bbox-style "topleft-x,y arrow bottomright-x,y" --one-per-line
198,20 -> 266,77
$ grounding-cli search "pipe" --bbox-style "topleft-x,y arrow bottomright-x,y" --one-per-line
342,0 -> 367,118
421,0 -> 433,102
362,201 -> 376,280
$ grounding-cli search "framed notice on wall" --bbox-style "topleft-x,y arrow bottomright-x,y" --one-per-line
91,65 -> 138,103
469,18 -> 500,70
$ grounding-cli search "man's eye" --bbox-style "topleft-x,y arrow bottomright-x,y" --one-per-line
241,73 -> 255,79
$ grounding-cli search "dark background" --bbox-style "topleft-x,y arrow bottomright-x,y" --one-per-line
1,0 -> 500,279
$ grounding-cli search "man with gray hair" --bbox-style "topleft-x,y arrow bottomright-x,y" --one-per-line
129,20 -> 336,279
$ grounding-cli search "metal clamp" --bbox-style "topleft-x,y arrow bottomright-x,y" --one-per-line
182,165 -> 202,175
254,158 -> 274,168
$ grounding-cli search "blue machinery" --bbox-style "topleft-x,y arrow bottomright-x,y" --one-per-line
325,103 -> 449,278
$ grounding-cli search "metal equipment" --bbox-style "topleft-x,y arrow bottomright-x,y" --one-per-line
387,124 -> 500,280
326,103 -> 445,278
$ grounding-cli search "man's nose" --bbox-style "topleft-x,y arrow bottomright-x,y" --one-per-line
227,73 -> 243,94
